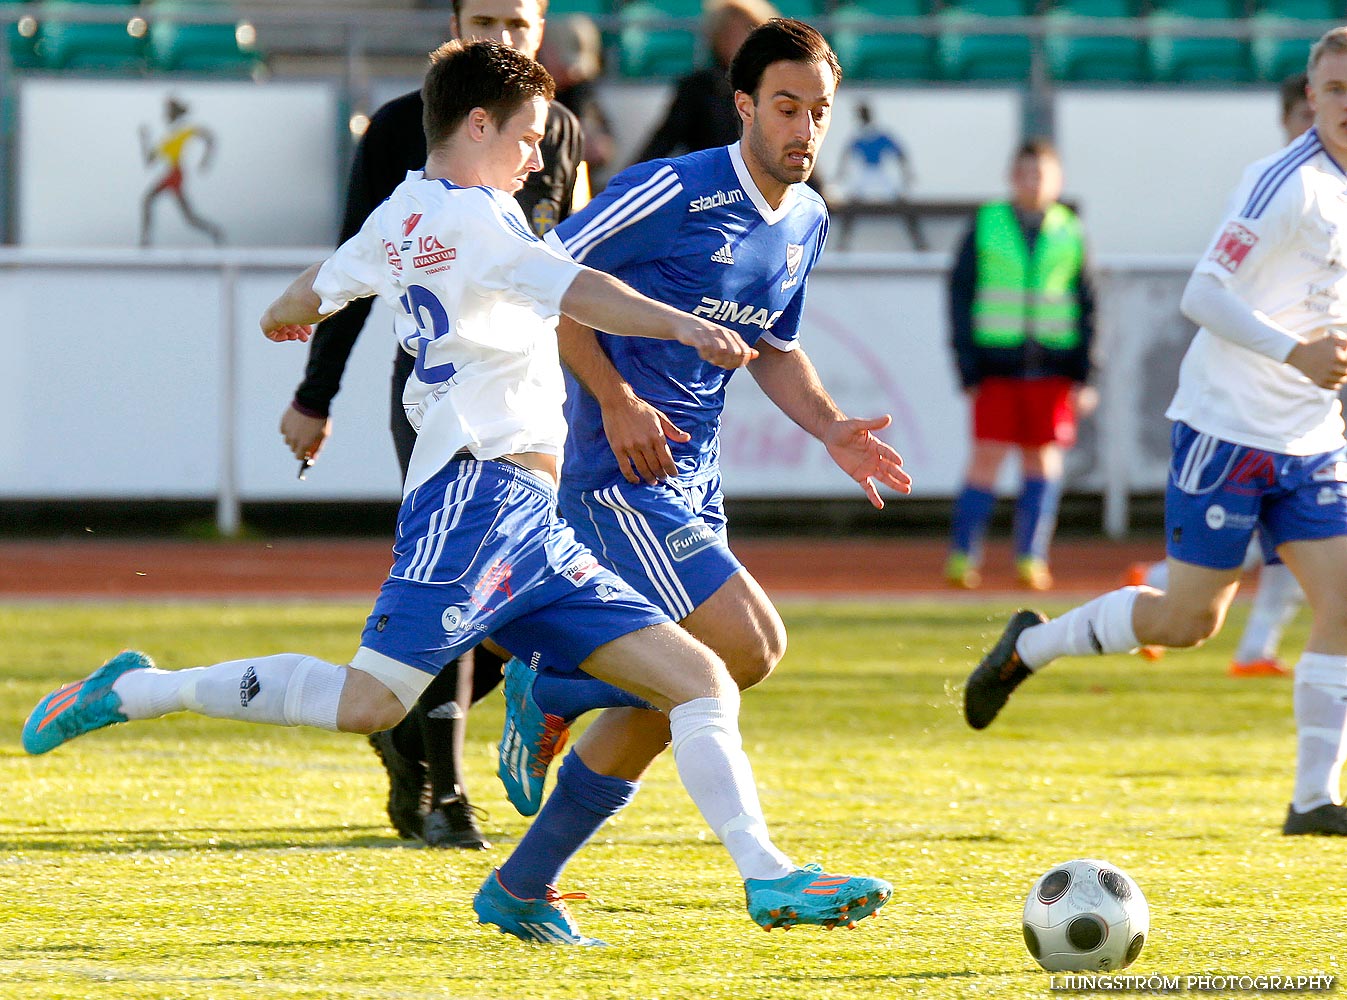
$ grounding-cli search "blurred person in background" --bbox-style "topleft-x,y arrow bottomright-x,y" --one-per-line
945,138 -> 1096,592
1126,69 -> 1314,677
275,0 -> 586,851
539,12 -> 616,187
835,101 -> 912,204
634,0 -> 777,162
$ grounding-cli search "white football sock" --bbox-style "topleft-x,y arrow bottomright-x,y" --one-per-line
1143,561 -> 1168,591
1235,562 -> 1304,664
1016,588 -> 1141,670
668,696 -> 794,882
1292,653 -> 1347,812
112,653 -> 346,731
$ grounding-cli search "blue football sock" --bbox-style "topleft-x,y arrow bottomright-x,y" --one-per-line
497,752 -> 639,899
950,485 -> 996,557
531,672 -> 654,724
1014,476 -> 1061,561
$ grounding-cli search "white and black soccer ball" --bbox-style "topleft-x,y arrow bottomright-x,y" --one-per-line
1022,859 -> 1149,973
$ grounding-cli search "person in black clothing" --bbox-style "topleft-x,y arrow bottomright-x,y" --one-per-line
539,12 -> 615,185
634,0 -> 831,200
634,0 -> 774,162
277,0 -> 584,850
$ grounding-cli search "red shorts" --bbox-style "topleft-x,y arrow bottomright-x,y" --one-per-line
972,376 -> 1077,447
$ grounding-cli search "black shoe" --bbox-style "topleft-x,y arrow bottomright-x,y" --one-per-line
368,729 -> 427,840
964,609 -> 1048,730
1283,802 -> 1347,835
423,795 -> 491,850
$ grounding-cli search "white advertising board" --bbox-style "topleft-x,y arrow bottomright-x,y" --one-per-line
18,79 -> 340,249
0,252 -> 1192,531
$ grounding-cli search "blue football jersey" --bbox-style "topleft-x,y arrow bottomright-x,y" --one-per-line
549,143 -> 828,490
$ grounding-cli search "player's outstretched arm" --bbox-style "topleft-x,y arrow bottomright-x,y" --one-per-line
260,263 -> 331,343
750,341 -> 912,509
560,269 -> 757,370
558,315 -> 689,485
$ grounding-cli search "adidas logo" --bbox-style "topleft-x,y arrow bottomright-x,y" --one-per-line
239,665 -> 260,707
711,243 -> 735,265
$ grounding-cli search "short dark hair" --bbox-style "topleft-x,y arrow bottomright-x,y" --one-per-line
421,39 -> 555,152
1281,71 -> 1309,118
728,17 -> 841,99
450,0 -> 549,18
1013,137 -> 1059,164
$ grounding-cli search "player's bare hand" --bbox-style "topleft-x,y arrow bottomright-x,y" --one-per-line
822,414 -> 912,509
676,321 -> 758,370
1288,330 -> 1347,389
602,388 -> 689,484
279,405 -> 331,462
263,323 -> 313,343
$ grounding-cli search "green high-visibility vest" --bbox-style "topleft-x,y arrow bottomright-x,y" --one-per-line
971,201 -> 1084,350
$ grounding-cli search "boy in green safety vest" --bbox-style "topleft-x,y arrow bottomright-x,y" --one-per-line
945,138 -> 1097,591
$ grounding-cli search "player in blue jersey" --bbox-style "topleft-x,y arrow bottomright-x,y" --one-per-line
22,40 -> 893,941
477,19 -> 911,940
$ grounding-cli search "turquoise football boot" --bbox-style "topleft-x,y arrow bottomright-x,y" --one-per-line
22,650 -> 151,754
472,870 -> 605,946
744,864 -> 893,931
497,657 -> 569,816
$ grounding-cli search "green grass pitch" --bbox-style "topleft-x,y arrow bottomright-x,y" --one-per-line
1,599 -> 1342,999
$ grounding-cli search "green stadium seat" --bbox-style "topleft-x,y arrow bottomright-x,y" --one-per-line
1252,20 -> 1318,81
546,0 -> 612,15
1044,0 -> 1148,81
1253,0 -> 1337,16
773,0 -> 826,17
1149,0 -> 1254,82
39,0 -> 148,71
830,0 -> 937,80
7,17 -> 42,70
938,0 -> 1035,82
146,2 -> 263,74
1249,0 -> 1333,81
618,0 -> 699,78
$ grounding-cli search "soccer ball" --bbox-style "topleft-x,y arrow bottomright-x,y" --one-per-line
1022,859 -> 1149,972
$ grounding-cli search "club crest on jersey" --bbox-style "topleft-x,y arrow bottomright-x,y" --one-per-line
531,200 -> 559,235
782,243 -> 805,290
402,213 -> 422,236
1210,222 -> 1258,273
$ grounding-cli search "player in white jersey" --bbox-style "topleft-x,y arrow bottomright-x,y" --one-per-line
21,40 -> 893,939
1127,71 -> 1314,675
963,27 -> 1347,837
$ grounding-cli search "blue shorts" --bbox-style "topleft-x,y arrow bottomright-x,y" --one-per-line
1166,422 -> 1347,570
558,473 -> 743,621
358,457 -> 668,686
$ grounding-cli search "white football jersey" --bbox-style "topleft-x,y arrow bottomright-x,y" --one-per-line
1168,128 -> 1347,455
313,171 -> 584,493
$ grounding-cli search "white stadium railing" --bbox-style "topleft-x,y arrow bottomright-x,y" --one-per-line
0,247 -> 1194,536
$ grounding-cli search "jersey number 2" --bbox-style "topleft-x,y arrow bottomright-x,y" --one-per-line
400,284 -> 457,383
